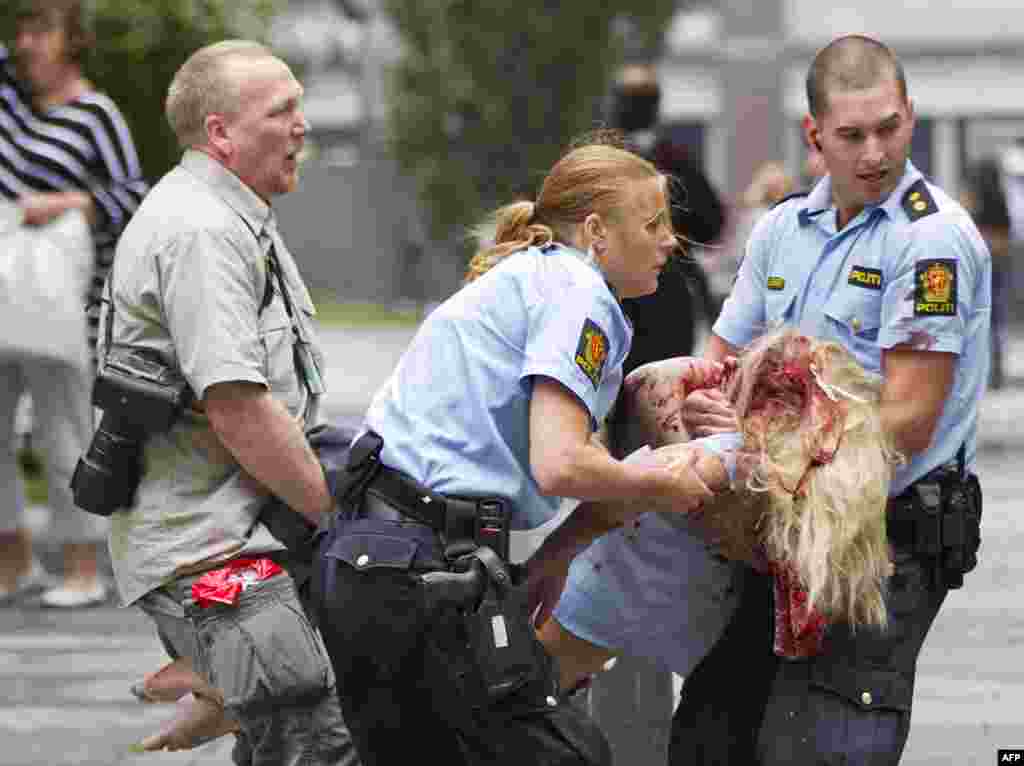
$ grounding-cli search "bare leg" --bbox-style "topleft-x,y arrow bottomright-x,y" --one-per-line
537,617 -> 617,694
61,541 -> 99,589
131,657 -> 215,704
0,529 -> 34,593
136,693 -> 240,752
131,658 -> 239,751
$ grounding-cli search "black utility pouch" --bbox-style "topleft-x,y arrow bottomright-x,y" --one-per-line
461,550 -> 544,704
963,473 -> 983,572
911,479 -> 943,558
910,468 -> 984,591
466,582 -> 544,704
940,472 -> 983,589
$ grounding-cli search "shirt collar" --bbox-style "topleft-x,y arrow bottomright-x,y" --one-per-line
798,159 -> 922,227
551,242 -> 622,300
181,149 -> 276,238
877,160 -> 924,220
798,175 -> 832,227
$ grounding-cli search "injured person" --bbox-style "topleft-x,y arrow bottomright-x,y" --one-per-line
538,326 -> 902,693
130,326 -> 899,748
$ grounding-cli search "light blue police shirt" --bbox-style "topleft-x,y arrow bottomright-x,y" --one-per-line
714,161 -> 991,495
364,243 -> 632,530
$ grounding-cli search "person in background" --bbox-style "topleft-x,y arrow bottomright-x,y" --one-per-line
0,0 -> 148,608
609,63 -> 727,370
1001,138 -> 1024,371
961,157 -> 1011,388
710,161 -> 795,314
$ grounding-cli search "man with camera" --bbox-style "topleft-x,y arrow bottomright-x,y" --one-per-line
80,40 -> 357,765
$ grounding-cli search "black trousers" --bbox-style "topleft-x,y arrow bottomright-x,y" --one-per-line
670,547 -> 948,766
313,515 -> 610,766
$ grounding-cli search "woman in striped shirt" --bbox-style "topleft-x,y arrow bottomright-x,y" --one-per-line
0,0 -> 148,608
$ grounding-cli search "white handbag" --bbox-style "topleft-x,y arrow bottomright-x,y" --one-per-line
0,201 -> 93,370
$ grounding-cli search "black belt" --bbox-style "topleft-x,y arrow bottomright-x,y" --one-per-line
361,492 -> 421,524
362,465 -> 474,530
361,465 -> 509,561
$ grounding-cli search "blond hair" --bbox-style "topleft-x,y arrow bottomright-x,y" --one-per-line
465,134 -> 661,283
165,40 -> 273,149
741,161 -> 794,209
597,325 -> 905,634
709,329 -> 901,628
620,328 -> 901,628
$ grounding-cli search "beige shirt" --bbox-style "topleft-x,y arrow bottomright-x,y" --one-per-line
104,150 -> 326,605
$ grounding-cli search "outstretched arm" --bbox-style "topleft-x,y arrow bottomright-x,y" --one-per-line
527,441 -> 730,626
529,377 -> 712,504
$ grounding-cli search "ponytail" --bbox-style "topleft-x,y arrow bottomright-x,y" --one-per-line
465,135 -> 660,284
465,201 -> 556,284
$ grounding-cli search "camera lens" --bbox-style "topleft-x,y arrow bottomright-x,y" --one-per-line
71,412 -> 144,516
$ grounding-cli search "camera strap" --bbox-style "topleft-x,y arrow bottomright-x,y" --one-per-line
264,239 -> 323,398
99,250 -> 118,369
236,215 -> 323,398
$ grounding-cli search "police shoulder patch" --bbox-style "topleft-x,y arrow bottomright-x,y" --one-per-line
575,318 -> 609,389
902,180 -> 938,222
914,259 -> 957,316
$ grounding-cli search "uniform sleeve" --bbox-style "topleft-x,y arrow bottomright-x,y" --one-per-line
159,228 -> 268,398
712,208 -> 774,348
521,282 -> 629,423
877,214 -> 988,355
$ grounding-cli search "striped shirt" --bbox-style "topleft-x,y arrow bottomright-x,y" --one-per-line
0,45 -> 149,362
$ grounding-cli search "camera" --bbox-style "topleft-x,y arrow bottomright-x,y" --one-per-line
71,347 -> 193,516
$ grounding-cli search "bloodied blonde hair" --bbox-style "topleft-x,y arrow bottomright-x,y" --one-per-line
708,328 -> 903,627
616,328 -> 902,628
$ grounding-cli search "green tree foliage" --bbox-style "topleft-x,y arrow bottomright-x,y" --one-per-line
2,0 -> 282,183
382,1 -> 679,245
631,1 -> 688,55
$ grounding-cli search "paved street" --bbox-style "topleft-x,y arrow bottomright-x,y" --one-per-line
3,324 -> 1024,765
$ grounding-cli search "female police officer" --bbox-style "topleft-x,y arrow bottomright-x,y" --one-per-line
313,136 -> 719,766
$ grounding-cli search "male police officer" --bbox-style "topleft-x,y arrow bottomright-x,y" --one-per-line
674,35 -> 989,765
101,41 -> 357,765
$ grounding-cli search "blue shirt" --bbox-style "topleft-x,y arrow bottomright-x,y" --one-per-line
714,161 -> 991,494
365,243 -> 632,530
551,432 -> 745,672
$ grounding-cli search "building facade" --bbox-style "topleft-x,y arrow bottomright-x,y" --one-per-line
661,1 -> 1024,199
269,0 -> 1024,303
